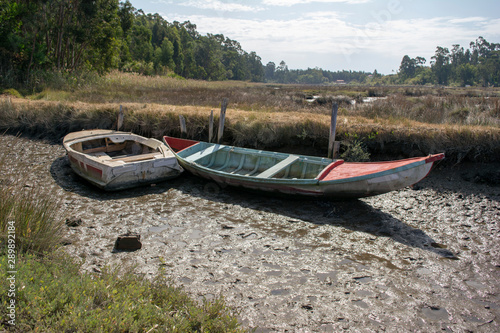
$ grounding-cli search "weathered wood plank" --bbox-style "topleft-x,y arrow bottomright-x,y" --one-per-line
217,98 -> 228,144
112,152 -> 161,162
179,115 -> 187,138
208,109 -> 214,143
328,103 -> 339,159
255,155 -> 299,178
83,142 -> 127,154
117,105 -> 124,131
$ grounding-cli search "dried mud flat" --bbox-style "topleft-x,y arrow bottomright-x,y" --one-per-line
2,135 -> 499,332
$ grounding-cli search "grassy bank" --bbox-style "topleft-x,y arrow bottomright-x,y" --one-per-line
0,155 -> 244,332
1,72 -> 499,163
1,96 -> 499,164
0,254 -> 241,332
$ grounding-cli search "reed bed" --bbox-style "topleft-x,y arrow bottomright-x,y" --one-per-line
20,72 -> 500,124
1,95 -> 499,164
1,71 -> 499,163
356,94 -> 500,127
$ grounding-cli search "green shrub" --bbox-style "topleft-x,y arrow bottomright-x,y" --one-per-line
340,140 -> 370,162
1,89 -> 22,98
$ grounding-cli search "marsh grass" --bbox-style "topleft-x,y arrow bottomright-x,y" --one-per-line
357,94 -> 500,127
25,72 -> 500,126
0,151 -> 63,255
0,186 -> 63,255
1,72 -> 499,163
2,96 -> 499,163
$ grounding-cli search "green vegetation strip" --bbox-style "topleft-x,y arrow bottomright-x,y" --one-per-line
0,254 -> 242,332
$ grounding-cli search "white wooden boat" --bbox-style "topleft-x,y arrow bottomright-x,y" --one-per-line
63,130 -> 182,190
163,136 -> 444,199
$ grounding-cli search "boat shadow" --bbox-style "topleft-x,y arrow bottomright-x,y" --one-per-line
175,173 -> 458,259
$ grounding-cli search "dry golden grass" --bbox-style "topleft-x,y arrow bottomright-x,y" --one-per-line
22,72 -> 500,124
2,94 -> 499,163
356,94 -> 500,127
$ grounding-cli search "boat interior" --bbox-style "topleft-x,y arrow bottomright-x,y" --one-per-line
71,137 -> 162,162
184,143 -> 333,180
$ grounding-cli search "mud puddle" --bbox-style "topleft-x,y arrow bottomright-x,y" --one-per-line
1,135 -> 499,332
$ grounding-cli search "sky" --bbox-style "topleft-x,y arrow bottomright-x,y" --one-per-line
127,0 -> 500,74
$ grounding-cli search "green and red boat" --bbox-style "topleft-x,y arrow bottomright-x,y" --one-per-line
163,136 -> 444,199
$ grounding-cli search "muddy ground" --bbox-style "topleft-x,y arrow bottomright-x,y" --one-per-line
2,135 -> 499,332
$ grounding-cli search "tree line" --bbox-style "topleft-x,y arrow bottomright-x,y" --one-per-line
398,37 -> 500,87
1,1 -> 498,89
0,0 -> 264,89
263,61 -> 373,85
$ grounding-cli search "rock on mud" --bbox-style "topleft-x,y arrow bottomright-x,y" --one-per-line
113,233 -> 142,252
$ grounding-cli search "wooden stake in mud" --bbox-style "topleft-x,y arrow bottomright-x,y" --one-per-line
117,105 -> 124,131
179,115 -> 187,138
217,98 -> 228,144
328,103 -> 340,159
208,110 -> 214,143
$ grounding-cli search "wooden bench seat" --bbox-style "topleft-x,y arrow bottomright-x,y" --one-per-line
255,155 -> 299,178
111,152 -> 162,162
83,142 -> 127,154
184,144 -> 225,163
89,152 -> 112,161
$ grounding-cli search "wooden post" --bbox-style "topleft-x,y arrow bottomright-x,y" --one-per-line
333,141 -> 340,159
328,103 -> 339,159
217,98 -> 228,144
208,109 -> 214,143
179,115 -> 186,138
117,105 -> 124,131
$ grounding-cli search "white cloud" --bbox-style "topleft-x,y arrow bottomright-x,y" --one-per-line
262,0 -> 371,6
481,18 -> 500,36
448,16 -> 487,24
381,17 -> 497,54
178,0 -> 262,12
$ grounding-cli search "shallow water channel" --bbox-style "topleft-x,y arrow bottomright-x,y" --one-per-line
2,135 -> 499,332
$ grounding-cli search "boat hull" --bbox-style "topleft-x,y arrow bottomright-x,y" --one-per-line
164,136 -> 444,199
177,156 -> 435,199
67,152 -> 182,191
64,130 -> 182,191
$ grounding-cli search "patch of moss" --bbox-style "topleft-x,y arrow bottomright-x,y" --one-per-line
2,89 -> 22,98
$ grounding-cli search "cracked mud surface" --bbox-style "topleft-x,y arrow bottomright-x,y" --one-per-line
2,135 -> 499,332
